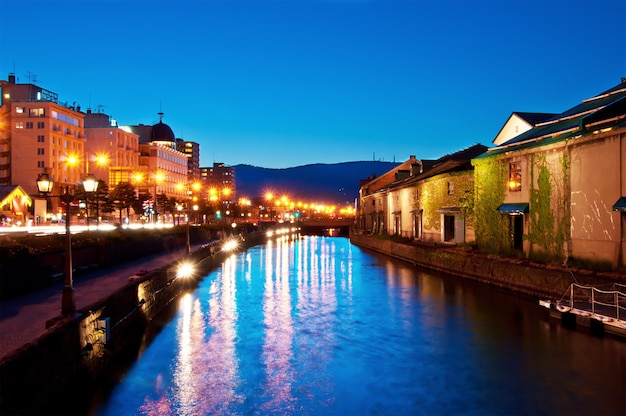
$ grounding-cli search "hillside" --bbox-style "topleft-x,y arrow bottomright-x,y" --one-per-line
234,161 -> 399,204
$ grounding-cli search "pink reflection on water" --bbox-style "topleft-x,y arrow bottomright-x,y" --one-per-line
139,374 -> 174,416
140,254 -> 243,415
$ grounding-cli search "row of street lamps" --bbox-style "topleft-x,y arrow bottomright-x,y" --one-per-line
36,172 -> 99,316
34,172 -> 199,318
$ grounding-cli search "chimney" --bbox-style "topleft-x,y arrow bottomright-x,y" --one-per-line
410,160 -> 423,175
8,73 -> 15,83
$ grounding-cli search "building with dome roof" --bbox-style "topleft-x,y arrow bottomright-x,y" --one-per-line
125,113 -> 189,208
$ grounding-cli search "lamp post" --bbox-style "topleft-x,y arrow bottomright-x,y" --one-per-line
37,172 -> 98,316
186,194 -> 191,257
36,173 -> 77,316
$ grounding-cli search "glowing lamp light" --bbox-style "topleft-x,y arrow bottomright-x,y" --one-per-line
177,261 -> 194,279
36,173 -> 54,194
509,180 -> 521,191
83,173 -> 99,193
66,154 -> 79,166
223,239 -> 239,252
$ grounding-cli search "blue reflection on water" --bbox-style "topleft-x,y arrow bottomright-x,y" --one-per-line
94,236 -> 626,416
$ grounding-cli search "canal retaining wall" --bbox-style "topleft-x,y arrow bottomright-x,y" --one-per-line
350,234 -> 624,300
0,233 -> 265,415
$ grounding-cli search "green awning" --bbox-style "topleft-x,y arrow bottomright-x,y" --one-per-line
496,203 -> 529,214
613,197 -> 626,212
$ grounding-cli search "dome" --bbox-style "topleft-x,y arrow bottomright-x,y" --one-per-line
152,120 -> 175,142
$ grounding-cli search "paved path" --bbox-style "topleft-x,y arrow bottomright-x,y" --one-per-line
0,244 -> 203,359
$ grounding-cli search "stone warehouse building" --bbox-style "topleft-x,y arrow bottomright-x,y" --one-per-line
474,78 -> 626,269
359,144 -> 487,244
360,78 -> 626,270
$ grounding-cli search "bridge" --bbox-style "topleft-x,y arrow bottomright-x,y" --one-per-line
258,218 -> 354,237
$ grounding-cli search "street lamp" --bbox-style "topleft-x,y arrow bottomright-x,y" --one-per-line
82,173 -> 99,229
36,173 -> 77,316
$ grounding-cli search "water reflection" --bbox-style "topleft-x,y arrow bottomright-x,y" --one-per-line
94,236 -> 626,416
260,237 -> 296,412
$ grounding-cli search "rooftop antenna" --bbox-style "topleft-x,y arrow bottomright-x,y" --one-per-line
158,101 -> 164,123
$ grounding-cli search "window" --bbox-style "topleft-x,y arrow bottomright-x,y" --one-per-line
26,122 -> 33,129
37,148 -> 44,155
37,161 -> 45,168
29,108 -> 44,117
15,107 -> 25,114
37,135 -> 44,142
509,161 -> 522,192
15,122 -> 24,129
37,121 -> 45,128
448,181 -> 454,195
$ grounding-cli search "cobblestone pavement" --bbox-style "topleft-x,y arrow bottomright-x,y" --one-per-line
0,245 -> 201,359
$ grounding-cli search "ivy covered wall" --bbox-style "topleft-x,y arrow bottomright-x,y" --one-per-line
420,171 -> 475,239
527,151 -> 569,262
472,158 -> 508,252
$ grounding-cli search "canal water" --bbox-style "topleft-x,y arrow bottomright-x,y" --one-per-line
92,235 -> 626,415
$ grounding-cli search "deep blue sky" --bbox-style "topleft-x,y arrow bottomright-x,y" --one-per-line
1,0 -> 624,169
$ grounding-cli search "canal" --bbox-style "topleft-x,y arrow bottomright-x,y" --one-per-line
91,235 -> 626,415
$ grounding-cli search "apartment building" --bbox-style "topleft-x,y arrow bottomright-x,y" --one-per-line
176,138 -> 200,181
200,162 -> 236,205
0,74 -> 86,196
84,110 -> 140,187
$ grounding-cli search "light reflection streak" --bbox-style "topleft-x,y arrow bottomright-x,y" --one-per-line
261,235 -> 296,412
294,236 -> 340,408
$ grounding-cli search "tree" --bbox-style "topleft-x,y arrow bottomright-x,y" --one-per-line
91,179 -> 108,224
156,192 -> 170,217
108,182 -> 137,224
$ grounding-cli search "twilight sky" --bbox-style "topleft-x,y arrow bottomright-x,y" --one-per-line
1,0 -> 625,169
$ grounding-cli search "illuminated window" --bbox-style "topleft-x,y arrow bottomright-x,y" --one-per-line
15,107 -> 24,114
15,122 -> 24,129
29,108 -> 44,117
509,161 -> 522,192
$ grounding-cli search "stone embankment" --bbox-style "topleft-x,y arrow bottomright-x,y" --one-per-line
350,234 -> 624,300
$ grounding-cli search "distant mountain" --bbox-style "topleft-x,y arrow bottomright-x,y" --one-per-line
234,161 -> 399,204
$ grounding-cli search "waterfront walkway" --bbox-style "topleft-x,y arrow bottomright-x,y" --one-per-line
0,244 -> 202,360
